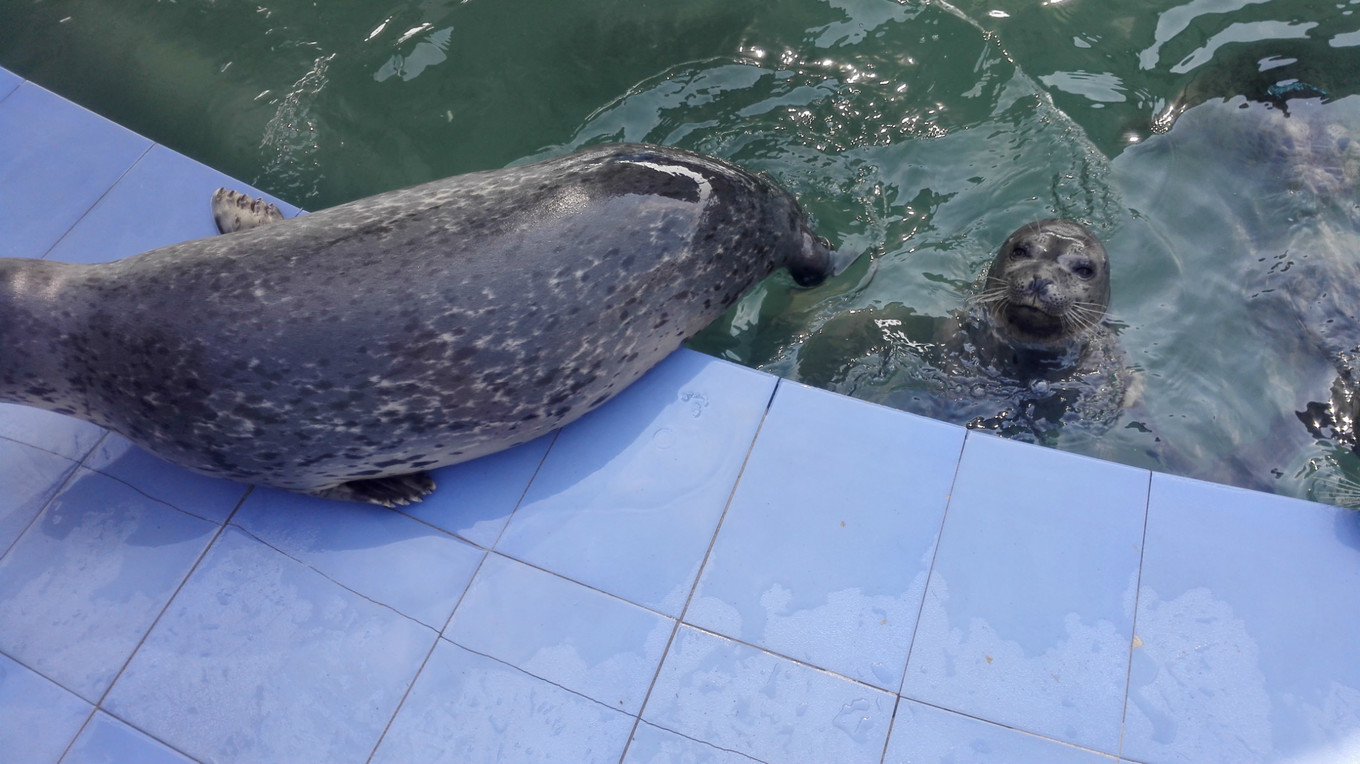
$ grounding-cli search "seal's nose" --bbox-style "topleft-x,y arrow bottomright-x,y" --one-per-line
787,231 -> 864,287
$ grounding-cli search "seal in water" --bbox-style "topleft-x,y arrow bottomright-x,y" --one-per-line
0,143 -> 848,506
796,219 -> 1135,439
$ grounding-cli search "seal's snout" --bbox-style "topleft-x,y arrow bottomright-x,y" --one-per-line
786,230 -> 862,287
786,230 -> 835,287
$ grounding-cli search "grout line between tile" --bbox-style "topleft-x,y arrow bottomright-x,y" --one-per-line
58,486 -> 255,764
363,629 -> 446,764
632,719 -> 770,763
615,377 -> 780,764
224,521 -> 443,631
895,427 -> 970,697
68,708 -> 208,764
367,434 -> 561,764
878,694 -> 903,764
1117,470 -> 1155,759
39,141 -> 155,261
0,459 -> 79,563
432,428 -> 561,634
891,695 -> 1126,760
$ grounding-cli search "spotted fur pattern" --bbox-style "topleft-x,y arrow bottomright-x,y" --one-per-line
0,144 -> 834,504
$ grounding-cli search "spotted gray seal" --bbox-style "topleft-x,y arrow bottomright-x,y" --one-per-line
796,219 -> 1135,440
0,143 -> 846,506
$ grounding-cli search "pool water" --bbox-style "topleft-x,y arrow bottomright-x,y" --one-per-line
3,0 -> 1360,504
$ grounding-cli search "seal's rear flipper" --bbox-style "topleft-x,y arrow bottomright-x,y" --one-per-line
212,188 -> 286,234
313,472 -> 437,507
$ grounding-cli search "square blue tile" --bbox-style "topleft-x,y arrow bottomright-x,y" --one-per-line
62,712 -> 195,764
400,433 -> 555,548
1122,475 -> 1360,764
83,433 -> 248,524
0,653 -> 92,764
446,553 -> 673,713
0,67 -> 20,100
642,625 -> 896,764
103,527 -> 435,764
371,638 -> 635,764
687,381 -> 962,690
496,350 -> 776,615
232,488 -> 485,629
0,404 -> 105,460
44,142 -> 301,265
0,82 -> 150,260
624,722 -> 766,764
902,433 -> 1149,754
0,469 -> 217,701
0,438 -> 76,554
884,699 -> 1117,763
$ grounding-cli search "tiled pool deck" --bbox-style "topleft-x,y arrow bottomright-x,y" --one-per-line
1,67 -> 1358,763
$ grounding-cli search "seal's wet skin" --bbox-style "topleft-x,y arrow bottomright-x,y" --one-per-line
796,219 -> 1136,441
0,143 -> 845,506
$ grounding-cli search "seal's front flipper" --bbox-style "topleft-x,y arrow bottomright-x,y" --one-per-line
212,188 -> 285,234
314,472 -> 437,507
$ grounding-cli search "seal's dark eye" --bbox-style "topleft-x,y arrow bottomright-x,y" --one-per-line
1010,244 -> 1031,259
1073,263 -> 1096,279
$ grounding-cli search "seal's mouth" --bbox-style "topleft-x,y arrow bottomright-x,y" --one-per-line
1003,304 -> 1065,337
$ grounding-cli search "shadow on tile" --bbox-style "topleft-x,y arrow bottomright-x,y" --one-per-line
84,433 -> 248,524
233,488 -> 485,629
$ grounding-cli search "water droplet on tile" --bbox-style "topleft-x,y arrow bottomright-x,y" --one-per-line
680,391 -> 709,418
652,428 -> 675,449
833,698 -> 872,742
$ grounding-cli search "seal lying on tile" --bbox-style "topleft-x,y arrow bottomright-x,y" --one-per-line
0,143 -> 848,506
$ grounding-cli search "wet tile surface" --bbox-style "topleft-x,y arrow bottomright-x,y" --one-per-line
103,528 -> 435,764
0,404 -> 106,461
4,68 -> 1360,764
63,712 -> 197,764
642,625 -> 896,764
0,653 -> 91,764
688,382 -> 962,690
1123,475 -> 1360,764
233,488 -> 485,629
400,433 -> 554,548
901,433 -> 1149,755
496,349 -> 775,615
884,699 -> 1118,763
0,439 -> 77,554
0,469 -> 217,702
84,433 -> 248,524
447,552 -> 673,714
371,638 -> 635,764
44,142 -> 300,265
0,82 -> 150,260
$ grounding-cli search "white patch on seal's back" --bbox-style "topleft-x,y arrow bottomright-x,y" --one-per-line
620,159 -> 713,206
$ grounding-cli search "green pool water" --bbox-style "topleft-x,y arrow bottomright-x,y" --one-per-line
4,0 -> 1360,504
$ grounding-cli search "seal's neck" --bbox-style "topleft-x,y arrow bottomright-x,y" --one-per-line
0,258 -> 95,418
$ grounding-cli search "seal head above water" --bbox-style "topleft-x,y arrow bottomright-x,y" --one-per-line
0,143 -> 846,506
976,218 -> 1111,351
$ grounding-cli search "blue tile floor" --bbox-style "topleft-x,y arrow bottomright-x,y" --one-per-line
2,68 -> 1359,763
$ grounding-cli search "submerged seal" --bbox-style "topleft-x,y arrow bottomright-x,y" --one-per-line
0,143 -> 845,506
